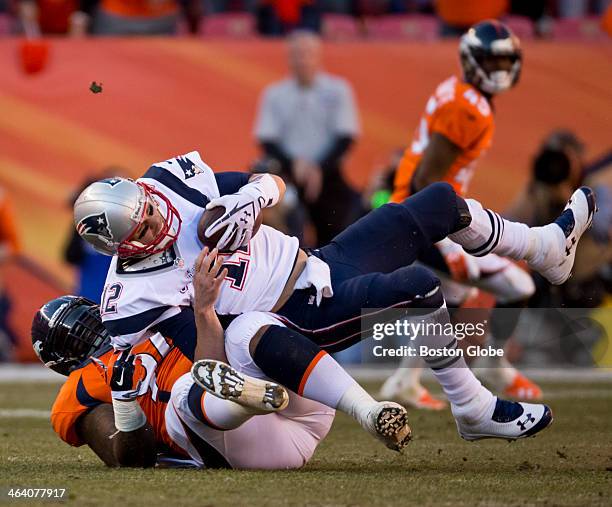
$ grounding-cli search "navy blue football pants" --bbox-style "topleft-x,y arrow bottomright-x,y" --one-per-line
275,182 -> 465,352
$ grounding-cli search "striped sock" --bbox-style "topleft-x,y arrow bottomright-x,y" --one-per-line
450,198 -> 533,260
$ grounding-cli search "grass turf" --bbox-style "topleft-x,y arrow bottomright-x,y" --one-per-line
1,381 -> 611,506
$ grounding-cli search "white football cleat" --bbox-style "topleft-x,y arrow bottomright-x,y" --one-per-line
363,401 -> 412,451
452,396 -> 553,441
191,359 -> 289,413
528,186 -> 596,285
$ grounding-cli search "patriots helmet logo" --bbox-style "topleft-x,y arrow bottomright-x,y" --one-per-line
176,156 -> 203,180
77,212 -> 113,241
100,178 -> 123,187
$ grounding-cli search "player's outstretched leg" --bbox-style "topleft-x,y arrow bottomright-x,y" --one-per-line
192,359 -> 289,412
414,306 -> 553,441
450,187 -> 596,285
224,312 -> 412,452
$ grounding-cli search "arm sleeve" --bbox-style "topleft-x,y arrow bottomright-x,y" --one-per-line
333,81 -> 360,137
430,100 -> 490,151
214,172 -> 251,197
254,87 -> 282,141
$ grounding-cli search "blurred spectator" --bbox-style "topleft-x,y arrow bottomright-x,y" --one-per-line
254,30 -> 361,245
509,0 -> 551,37
203,0 -> 257,14
83,0 -> 201,35
506,131 -> 587,224
557,0 -> 611,18
0,189 -> 20,361
351,0 -> 390,18
63,171 -> 124,303
506,130 -> 612,307
434,0 -> 508,36
256,0 -> 321,35
15,0 -> 87,35
583,149 -> 612,254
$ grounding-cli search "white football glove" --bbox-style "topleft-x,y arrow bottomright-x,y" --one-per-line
205,193 -> 262,251
205,174 -> 280,251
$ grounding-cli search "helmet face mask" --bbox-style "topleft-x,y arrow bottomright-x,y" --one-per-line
31,296 -> 110,376
74,178 -> 182,259
117,183 -> 182,258
459,20 -> 522,96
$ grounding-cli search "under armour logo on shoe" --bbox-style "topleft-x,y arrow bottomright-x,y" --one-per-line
517,413 -> 536,431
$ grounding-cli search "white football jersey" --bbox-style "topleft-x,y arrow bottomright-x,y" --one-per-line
101,151 -> 299,350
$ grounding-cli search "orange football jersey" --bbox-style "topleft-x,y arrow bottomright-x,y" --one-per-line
391,75 -> 495,201
51,334 -> 192,455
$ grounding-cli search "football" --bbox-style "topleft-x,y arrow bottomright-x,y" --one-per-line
197,206 -> 263,250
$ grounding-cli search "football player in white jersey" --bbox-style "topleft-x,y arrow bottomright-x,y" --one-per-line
73,152 -> 411,450
73,150 -> 595,446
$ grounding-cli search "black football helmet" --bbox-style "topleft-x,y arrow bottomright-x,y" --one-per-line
31,296 -> 110,376
459,19 -> 522,95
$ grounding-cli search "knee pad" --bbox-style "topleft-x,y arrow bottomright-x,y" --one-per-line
224,312 -> 285,378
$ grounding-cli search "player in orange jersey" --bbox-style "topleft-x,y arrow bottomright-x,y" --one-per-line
381,20 -> 542,410
32,289 -> 341,469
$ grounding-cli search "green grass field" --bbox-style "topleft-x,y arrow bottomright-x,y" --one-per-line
1,381 -> 611,507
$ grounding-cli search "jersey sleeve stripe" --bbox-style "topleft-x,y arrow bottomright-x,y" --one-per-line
76,376 -> 103,408
142,166 -> 210,208
104,305 -> 172,336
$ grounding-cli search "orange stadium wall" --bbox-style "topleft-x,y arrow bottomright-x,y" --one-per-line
0,38 -> 610,361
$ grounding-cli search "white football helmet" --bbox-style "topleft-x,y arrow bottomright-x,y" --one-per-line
73,177 -> 181,257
